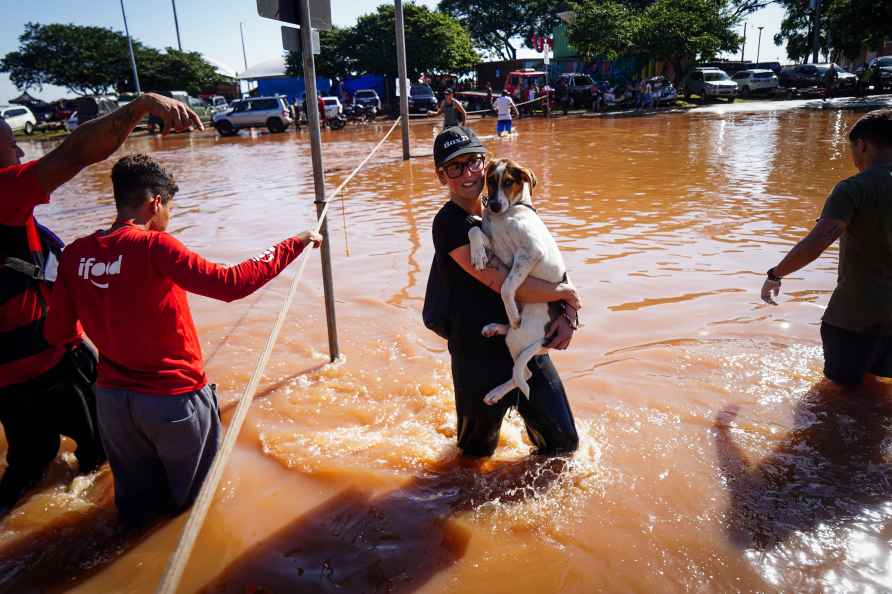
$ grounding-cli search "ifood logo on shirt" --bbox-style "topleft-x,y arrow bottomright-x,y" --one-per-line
78,255 -> 123,288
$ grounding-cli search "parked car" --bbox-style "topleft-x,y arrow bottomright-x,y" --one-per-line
645,76 -> 678,106
779,63 -> 856,91
854,56 -> 892,92
116,92 -> 140,106
731,69 -> 779,96
353,89 -> 381,111
556,73 -> 594,108
209,95 -> 229,113
682,68 -> 737,102
0,105 -> 37,135
212,96 -> 293,135
321,96 -> 343,120
186,96 -> 214,121
66,96 -> 119,131
407,84 -> 437,114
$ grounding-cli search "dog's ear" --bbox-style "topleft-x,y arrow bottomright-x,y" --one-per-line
520,167 -> 537,190
484,159 -> 500,178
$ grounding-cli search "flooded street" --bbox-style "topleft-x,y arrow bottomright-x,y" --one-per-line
4,105 -> 891,593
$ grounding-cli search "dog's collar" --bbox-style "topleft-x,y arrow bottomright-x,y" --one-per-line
514,202 -> 537,213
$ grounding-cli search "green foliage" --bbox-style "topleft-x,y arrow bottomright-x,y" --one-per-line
774,0 -> 891,62
1,22 -> 224,97
134,48 -> 223,96
567,0 -> 738,74
285,27 -> 354,80
347,4 -> 478,78
634,0 -> 740,65
438,0 -> 564,61
0,22 -> 132,95
568,0 -> 638,61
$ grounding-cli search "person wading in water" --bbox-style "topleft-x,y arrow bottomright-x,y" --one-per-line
0,93 -> 201,517
427,126 -> 580,457
429,89 -> 466,129
762,109 -> 892,390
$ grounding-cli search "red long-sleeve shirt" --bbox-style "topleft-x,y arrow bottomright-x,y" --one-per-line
0,161 -> 76,387
45,222 -> 307,395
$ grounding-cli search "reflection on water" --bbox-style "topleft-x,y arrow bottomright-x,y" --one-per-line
716,381 -> 892,591
3,107 -> 888,593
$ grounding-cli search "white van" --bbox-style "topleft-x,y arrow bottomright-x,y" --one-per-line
0,105 -> 37,135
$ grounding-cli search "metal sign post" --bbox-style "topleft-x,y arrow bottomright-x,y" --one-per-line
394,0 -> 411,160
259,0 -> 339,361
297,0 -> 340,362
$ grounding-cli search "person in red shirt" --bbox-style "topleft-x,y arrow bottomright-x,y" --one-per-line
0,93 -> 202,517
44,153 -> 321,527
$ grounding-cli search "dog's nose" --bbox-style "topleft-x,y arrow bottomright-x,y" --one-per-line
488,199 -> 501,213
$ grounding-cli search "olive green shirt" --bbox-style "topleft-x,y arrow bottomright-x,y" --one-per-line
821,165 -> 892,334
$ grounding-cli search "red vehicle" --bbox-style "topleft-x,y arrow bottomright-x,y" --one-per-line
457,69 -> 554,114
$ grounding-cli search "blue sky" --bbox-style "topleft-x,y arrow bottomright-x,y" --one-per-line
1,0 -> 789,103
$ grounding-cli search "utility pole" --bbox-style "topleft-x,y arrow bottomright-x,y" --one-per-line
171,0 -> 183,51
240,22 -> 249,97
240,22 -> 248,70
756,26 -> 764,63
811,0 -> 821,63
394,0 -> 411,160
740,22 -> 747,62
299,0 -> 340,361
119,0 -> 141,94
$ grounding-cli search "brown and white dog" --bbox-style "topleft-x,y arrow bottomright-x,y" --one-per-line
469,158 -> 571,405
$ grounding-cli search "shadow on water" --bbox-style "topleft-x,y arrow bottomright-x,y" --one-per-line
0,361 -> 333,594
714,379 -> 892,551
199,454 -> 571,594
0,471 -> 164,594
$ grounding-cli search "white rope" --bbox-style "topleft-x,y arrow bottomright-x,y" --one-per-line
155,117 -> 401,594
411,94 -> 551,118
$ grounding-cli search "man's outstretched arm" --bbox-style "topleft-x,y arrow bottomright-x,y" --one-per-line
761,217 -> 846,305
32,93 -> 203,195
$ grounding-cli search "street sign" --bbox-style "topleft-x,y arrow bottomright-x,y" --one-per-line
257,0 -> 332,31
282,26 -> 299,51
281,26 -> 320,53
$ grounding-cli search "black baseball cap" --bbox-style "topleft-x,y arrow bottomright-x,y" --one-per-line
434,126 -> 485,168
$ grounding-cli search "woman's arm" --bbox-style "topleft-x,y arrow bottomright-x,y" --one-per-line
449,244 -> 579,308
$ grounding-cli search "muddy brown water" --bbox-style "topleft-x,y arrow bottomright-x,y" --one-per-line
3,107 -> 891,593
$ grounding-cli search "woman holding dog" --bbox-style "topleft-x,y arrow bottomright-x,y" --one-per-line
428,126 -> 580,458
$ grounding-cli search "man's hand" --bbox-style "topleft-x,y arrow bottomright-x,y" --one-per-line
140,93 -> 204,134
297,230 -> 323,247
761,278 -> 781,305
544,314 -> 575,350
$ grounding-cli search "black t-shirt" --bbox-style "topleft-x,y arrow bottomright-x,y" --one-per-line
432,200 -> 508,356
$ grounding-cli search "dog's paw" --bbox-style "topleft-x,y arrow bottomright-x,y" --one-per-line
484,389 -> 506,406
470,246 -> 488,271
481,323 -> 508,338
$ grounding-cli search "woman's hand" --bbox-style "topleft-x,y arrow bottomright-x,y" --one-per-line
556,282 -> 581,311
544,314 -> 575,350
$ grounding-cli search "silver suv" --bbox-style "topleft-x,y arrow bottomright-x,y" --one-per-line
212,96 -> 293,136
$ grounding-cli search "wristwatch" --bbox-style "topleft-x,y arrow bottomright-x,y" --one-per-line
766,267 -> 781,282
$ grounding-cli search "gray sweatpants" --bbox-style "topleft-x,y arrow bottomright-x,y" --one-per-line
96,384 -> 221,527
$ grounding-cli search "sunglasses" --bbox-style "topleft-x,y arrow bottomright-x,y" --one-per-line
442,155 -> 485,179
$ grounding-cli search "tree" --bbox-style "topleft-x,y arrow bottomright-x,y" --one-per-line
284,27 -> 355,80
1,22 -> 133,95
567,0 -> 639,61
135,49 -> 223,96
347,4 -> 478,78
774,0 -> 891,63
438,0 -> 565,61
1,22 -> 226,97
634,0 -> 740,77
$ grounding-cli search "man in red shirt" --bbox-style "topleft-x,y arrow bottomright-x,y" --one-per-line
45,153 -> 321,527
0,93 -> 202,516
